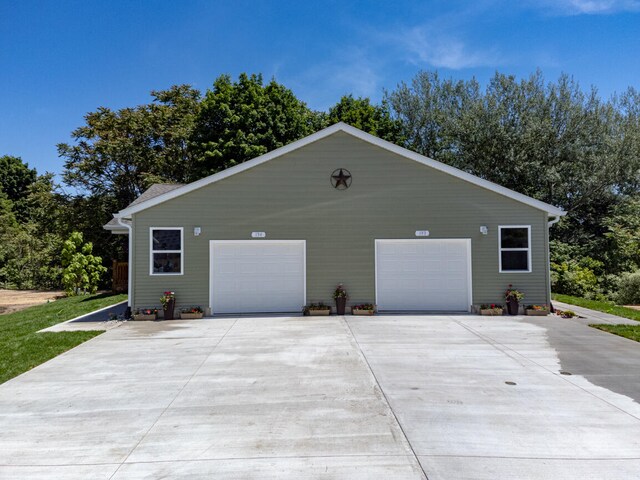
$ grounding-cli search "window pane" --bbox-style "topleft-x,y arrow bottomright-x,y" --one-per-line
153,253 -> 181,274
501,228 -> 528,248
152,229 -> 181,251
501,251 -> 529,271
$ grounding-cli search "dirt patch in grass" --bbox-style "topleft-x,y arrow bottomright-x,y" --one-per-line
0,289 -> 65,315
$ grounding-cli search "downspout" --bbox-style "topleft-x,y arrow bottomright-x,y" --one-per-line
547,216 -> 561,312
115,215 -> 133,317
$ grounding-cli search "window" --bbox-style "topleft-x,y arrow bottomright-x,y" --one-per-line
499,226 -> 531,273
150,228 -> 183,275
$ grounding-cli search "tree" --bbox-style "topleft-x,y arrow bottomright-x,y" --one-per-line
604,197 -> 640,273
387,70 -> 640,258
0,182 -> 64,290
192,73 -> 321,175
325,95 -> 404,144
61,232 -> 107,295
0,155 -> 37,221
59,85 -> 201,211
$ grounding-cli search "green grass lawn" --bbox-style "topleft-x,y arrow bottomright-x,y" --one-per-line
552,293 -> 640,343
0,292 -> 127,384
552,293 -> 640,322
590,324 -> 640,343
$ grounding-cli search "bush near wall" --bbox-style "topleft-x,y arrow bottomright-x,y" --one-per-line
616,271 -> 640,305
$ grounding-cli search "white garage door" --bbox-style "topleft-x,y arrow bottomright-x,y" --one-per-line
210,241 -> 306,314
375,239 -> 471,312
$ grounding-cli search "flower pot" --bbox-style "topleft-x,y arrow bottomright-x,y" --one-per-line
352,308 -> 374,316
163,298 -> 176,320
526,309 -> 548,316
506,299 -> 520,315
308,309 -> 331,316
180,312 -> 203,319
133,313 -> 157,321
480,308 -> 503,316
335,297 -> 346,315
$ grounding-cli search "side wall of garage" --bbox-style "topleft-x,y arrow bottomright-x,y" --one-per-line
131,131 -> 551,312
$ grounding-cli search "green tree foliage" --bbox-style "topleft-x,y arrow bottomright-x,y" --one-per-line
0,182 -> 64,290
59,85 -> 201,210
324,95 -> 405,144
616,271 -> 640,305
388,70 -> 640,264
0,155 -> 37,221
551,258 -> 602,299
61,232 -> 107,295
192,73 -> 320,175
604,197 -> 640,273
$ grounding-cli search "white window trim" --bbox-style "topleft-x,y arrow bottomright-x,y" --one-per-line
499,225 -> 532,273
149,227 -> 184,276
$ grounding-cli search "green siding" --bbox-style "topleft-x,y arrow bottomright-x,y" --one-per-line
132,131 -> 552,312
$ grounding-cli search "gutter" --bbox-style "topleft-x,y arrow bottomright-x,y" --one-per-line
115,215 -> 133,316
547,215 -> 561,311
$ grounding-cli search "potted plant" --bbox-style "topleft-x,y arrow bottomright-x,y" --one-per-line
160,291 -> 176,320
352,303 -> 376,315
505,285 -> 524,315
556,309 -> 577,318
332,284 -> 348,315
180,306 -> 204,319
479,304 -> 504,316
526,304 -> 549,316
133,308 -> 158,321
303,302 -> 331,316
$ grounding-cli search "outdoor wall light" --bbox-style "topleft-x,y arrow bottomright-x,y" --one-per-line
194,227 -> 201,236
480,226 -> 489,235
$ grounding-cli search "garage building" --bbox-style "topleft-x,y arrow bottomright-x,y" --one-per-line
105,123 -> 565,315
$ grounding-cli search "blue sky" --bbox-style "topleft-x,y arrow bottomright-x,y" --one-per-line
1,0 -> 640,177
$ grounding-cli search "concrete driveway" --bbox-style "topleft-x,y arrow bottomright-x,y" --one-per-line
1,314 -> 640,479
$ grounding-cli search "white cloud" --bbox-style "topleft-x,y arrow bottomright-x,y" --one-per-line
285,48 -> 383,110
397,26 -> 502,70
536,0 -> 640,14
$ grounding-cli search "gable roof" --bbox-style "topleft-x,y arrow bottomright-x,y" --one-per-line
104,184 -> 184,232
114,123 -> 565,218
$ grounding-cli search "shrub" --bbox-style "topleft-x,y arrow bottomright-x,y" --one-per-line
61,232 -> 107,296
551,260 -> 599,298
616,271 -> 640,305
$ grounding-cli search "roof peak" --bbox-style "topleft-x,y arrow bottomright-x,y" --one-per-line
114,123 -> 565,218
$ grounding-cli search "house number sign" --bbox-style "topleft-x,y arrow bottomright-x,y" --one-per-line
251,232 -> 266,238
415,230 -> 430,237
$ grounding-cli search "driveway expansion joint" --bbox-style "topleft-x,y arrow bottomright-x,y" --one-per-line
107,318 -> 239,479
342,317 -> 430,480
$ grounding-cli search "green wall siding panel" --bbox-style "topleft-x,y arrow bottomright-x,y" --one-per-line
132,132 -> 551,312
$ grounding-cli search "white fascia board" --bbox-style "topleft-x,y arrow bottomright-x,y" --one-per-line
117,122 -> 566,218
103,224 -> 129,234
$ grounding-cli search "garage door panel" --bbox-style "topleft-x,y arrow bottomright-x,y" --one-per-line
376,239 -> 471,312
211,241 -> 305,314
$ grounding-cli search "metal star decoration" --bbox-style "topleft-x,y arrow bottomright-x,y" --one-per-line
330,168 -> 352,190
